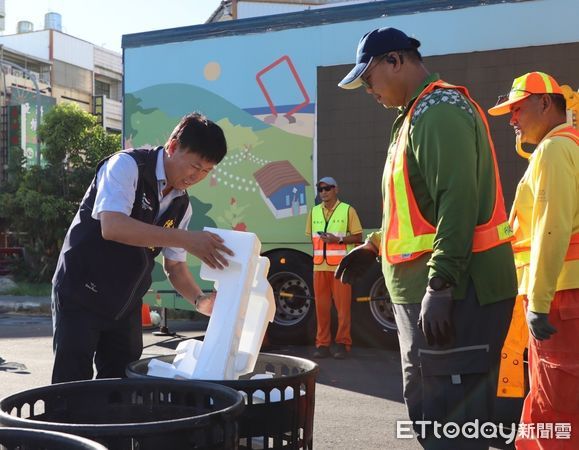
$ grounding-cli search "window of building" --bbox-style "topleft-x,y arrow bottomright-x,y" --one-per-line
94,79 -> 110,98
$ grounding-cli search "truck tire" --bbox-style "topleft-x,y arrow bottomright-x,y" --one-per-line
351,261 -> 399,348
265,250 -> 316,345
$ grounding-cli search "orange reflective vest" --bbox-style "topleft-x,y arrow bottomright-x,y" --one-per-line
312,202 -> 352,266
511,127 -> 579,268
385,80 -> 513,264
498,126 -> 579,398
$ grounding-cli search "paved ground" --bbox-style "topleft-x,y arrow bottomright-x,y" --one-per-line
0,307 -> 516,449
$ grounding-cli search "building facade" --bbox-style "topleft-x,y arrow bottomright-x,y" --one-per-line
0,13 -> 122,181
207,0 -> 371,22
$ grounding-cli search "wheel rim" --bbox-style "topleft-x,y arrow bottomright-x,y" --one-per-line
269,271 -> 312,327
368,277 -> 397,331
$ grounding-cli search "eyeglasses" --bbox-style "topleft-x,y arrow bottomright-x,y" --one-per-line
317,185 -> 335,193
360,54 -> 390,89
360,53 -> 401,89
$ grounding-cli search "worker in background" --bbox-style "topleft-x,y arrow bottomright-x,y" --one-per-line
335,27 -> 518,449
305,176 -> 363,359
489,72 -> 579,449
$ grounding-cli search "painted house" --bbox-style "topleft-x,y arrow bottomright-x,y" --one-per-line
254,160 -> 309,218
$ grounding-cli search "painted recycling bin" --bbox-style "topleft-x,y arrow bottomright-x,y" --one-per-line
127,352 -> 319,450
0,378 -> 244,450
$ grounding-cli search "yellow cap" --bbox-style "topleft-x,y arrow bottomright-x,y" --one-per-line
488,72 -> 563,116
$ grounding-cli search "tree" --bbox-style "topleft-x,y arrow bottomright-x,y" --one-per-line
0,103 -> 121,282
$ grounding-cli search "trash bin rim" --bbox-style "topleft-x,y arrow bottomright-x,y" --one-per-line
127,352 -> 319,384
0,378 -> 244,433
0,427 -> 109,450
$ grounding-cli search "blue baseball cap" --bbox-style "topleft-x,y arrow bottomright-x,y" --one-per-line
339,27 -> 420,90
317,176 -> 338,187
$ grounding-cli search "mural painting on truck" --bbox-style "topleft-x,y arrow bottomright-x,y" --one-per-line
124,29 -> 321,344
123,0 -> 579,346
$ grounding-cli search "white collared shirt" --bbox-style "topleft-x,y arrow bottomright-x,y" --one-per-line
92,150 -> 192,262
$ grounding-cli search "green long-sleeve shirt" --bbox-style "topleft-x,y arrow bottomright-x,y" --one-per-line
370,74 -> 517,305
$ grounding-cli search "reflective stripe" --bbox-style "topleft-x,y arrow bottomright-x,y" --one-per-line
513,249 -> 530,268
385,80 -> 513,264
550,126 -> 579,144
513,233 -> 579,268
314,249 -> 347,255
387,234 -> 434,255
472,221 -> 513,252
325,250 -> 348,256
537,72 -> 553,93
391,123 -> 415,241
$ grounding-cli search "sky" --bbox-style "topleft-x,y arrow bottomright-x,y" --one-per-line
2,0 -> 223,52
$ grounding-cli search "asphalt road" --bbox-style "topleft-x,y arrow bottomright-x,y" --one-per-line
0,313 -> 515,449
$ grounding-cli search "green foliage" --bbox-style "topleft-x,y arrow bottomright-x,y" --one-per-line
217,118 -> 262,151
0,103 -> 121,282
217,197 -> 250,230
124,93 -> 156,145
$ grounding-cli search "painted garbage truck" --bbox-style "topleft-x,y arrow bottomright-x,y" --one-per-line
122,0 -> 579,345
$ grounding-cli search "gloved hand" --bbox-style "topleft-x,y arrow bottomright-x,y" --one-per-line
335,243 -> 378,285
526,310 -> 557,341
418,286 -> 454,346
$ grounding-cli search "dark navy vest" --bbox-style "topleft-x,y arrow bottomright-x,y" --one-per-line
53,147 -> 190,320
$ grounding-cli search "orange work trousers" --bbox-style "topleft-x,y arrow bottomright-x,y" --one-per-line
516,289 -> 579,450
313,270 -> 352,349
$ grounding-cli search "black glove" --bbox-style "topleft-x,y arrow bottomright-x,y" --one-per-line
526,311 -> 557,341
418,286 -> 454,346
335,244 -> 377,285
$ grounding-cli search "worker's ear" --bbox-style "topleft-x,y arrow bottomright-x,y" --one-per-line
167,139 -> 177,156
540,94 -> 551,113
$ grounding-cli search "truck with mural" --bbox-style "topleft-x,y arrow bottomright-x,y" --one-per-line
122,0 -> 578,345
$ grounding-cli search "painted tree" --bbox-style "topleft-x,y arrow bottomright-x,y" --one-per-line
217,118 -> 261,152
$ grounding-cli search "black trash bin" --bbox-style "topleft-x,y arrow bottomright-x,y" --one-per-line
0,378 -> 244,450
0,427 -> 107,450
127,353 -> 319,449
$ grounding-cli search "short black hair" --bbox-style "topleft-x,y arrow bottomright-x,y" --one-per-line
548,94 -> 567,114
400,48 -> 423,62
167,113 -> 227,164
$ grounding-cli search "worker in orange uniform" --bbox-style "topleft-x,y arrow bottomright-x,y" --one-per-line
489,72 -> 579,449
306,177 -> 363,359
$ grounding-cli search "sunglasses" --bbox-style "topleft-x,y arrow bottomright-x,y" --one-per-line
495,89 -> 534,105
317,185 -> 335,193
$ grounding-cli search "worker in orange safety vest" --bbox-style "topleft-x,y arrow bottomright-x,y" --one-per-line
336,27 -> 518,450
489,72 -> 579,450
306,176 -> 363,359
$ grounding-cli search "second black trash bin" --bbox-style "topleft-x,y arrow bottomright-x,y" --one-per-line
0,378 -> 244,450
0,427 -> 108,450
127,353 -> 319,450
